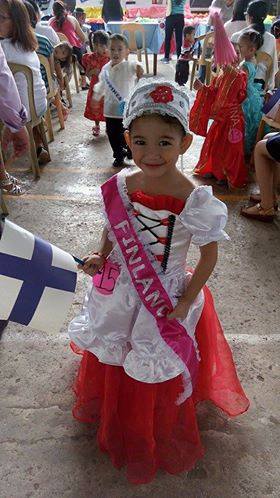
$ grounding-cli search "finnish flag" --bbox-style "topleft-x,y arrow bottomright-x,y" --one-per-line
0,219 -> 77,333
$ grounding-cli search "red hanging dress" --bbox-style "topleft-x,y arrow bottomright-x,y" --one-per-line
190,66 -> 248,188
69,177 -> 249,485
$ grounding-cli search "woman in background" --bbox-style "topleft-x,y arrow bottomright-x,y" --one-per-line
224,0 -> 249,39
101,0 -> 123,23
161,0 -> 187,63
0,0 -> 48,164
49,1 -> 88,88
231,0 -> 278,90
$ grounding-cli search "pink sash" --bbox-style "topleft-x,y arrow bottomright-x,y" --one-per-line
102,175 -> 199,398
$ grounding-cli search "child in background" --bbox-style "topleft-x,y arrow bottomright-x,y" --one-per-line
74,7 -> 91,54
190,12 -> 248,189
82,30 -> 110,137
53,41 -> 73,90
175,25 -> 196,86
69,79 -> 249,484
238,30 -> 264,157
92,33 -> 144,167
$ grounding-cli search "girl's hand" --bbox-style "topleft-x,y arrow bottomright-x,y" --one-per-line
167,297 -> 191,321
79,254 -> 105,276
193,78 -> 203,91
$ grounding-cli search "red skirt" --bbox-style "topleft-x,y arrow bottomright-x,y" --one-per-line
71,286 -> 249,484
84,77 -> 105,122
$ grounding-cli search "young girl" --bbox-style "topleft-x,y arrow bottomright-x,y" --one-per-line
190,11 -> 248,189
238,30 -> 264,157
82,30 -> 110,137
49,1 -> 88,89
69,79 -> 249,484
92,33 -> 143,167
53,41 -> 73,90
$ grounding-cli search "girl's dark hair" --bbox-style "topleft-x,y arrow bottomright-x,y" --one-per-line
23,0 -> 37,29
183,25 -> 195,37
232,0 -> 250,22
109,33 -> 129,48
53,1 -> 67,29
26,0 -> 40,17
129,113 -> 186,137
1,0 -> 38,51
54,41 -> 73,65
246,0 -> 268,35
239,29 -> 263,50
89,30 -> 109,52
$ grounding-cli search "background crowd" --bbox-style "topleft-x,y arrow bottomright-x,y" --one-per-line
0,0 -> 279,221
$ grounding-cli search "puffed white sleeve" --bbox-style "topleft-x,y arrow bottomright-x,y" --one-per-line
179,186 -> 229,246
92,66 -> 106,102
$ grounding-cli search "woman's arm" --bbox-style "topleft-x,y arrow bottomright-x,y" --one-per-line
70,16 -> 86,44
168,242 -> 218,320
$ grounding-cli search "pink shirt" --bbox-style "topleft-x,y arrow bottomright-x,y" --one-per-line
49,16 -> 82,48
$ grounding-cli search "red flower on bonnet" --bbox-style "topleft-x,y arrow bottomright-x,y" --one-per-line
150,85 -> 174,104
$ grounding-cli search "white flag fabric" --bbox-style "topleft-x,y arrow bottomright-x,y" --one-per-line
0,219 -> 77,333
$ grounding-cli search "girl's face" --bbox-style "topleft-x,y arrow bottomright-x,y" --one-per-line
55,46 -> 69,61
94,42 -> 108,56
245,13 -> 253,26
109,40 -> 128,66
125,115 -> 192,179
239,37 -> 256,60
0,5 -> 12,38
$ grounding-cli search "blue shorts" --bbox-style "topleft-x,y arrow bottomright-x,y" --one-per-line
266,133 -> 280,162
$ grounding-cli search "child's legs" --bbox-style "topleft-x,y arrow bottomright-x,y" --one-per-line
105,118 -> 126,161
175,60 -> 189,85
254,138 -> 279,209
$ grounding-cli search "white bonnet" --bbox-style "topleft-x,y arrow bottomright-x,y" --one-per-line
123,78 -> 190,133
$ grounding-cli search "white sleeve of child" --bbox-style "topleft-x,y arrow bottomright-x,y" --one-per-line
179,186 -> 229,246
93,67 -> 106,101
129,61 -> 143,77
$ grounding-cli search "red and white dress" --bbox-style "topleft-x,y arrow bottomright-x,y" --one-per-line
69,172 -> 249,484
82,52 -> 110,122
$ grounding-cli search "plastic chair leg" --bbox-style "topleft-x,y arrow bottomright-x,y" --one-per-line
73,62 -> 80,93
54,93 -> 65,130
0,194 -> 8,216
65,76 -> 72,108
45,106 -> 54,142
144,50 -> 149,74
256,118 -> 266,142
38,120 -> 51,160
205,62 -> 212,85
27,124 -> 40,179
190,60 -> 198,91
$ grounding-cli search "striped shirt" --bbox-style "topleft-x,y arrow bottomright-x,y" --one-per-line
36,33 -> 54,90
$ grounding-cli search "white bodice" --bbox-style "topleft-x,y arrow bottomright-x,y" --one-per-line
108,175 -> 229,277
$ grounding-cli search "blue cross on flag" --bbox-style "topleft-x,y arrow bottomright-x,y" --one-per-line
0,219 -> 77,333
